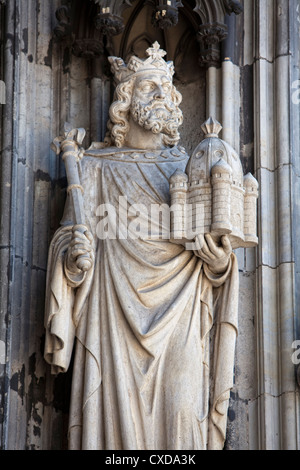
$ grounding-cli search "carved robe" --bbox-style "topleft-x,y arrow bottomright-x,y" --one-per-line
44,146 -> 238,450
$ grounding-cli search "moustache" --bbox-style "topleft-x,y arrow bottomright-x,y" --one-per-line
144,99 -> 176,114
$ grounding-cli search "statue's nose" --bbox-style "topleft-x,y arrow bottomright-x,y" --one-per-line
154,85 -> 165,100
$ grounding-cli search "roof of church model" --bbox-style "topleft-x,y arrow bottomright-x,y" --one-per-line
244,172 -> 259,189
211,158 -> 233,175
186,117 -> 244,186
169,168 -> 189,185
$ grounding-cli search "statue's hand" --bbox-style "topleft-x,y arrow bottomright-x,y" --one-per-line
194,234 -> 232,274
66,225 -> 94,274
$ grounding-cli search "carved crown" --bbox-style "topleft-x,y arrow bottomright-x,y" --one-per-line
108,41 -> 175,84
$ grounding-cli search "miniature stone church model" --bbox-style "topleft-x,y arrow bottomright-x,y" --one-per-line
170,117 -> 259,249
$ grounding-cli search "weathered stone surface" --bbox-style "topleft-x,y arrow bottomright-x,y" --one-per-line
1,0 -> 300,452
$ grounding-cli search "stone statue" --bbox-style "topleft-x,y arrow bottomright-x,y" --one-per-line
44,42 -> 240,450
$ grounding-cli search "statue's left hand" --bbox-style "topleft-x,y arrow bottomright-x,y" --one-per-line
194,234 -> 232,274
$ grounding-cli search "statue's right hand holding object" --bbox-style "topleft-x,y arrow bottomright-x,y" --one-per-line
66,225 -> 95,275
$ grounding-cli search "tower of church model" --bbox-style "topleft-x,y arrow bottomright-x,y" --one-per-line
170,117 -> 259,249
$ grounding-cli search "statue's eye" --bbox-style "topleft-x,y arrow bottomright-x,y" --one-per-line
141,82 -> 155,93
162,83 -> 171,92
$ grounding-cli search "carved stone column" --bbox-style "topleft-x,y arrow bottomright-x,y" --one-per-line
193,0 -> 243,153
253,0 -> 299,450
0,0 -> 69,450
221,14 -> 241,151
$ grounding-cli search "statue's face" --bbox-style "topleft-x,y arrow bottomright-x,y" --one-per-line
132,73 -> 173,106
130,72 -> 182,137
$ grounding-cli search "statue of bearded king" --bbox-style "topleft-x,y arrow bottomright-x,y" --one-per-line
44,42 -> 239,451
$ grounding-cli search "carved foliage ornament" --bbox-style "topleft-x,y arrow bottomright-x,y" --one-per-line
94,0 -> 133,35
196,22 -> 228,67
193,0 -> 243,66
193,0 -> 243,23
149,0 -> 183,29
71,39 -> 103,59
223,0 -> 243,15
54,3 -> 73,40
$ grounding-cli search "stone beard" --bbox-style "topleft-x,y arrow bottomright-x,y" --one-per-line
130,92 -> 183,138
44,43 -> 238,451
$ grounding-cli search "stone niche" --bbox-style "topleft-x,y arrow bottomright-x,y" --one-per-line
170,117 -> 259,249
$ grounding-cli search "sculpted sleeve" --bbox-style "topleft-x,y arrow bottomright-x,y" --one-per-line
211,253 -> 239,449
44,223 -> 95,375
44,226 -> 76,374
200,253 -> 239,449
